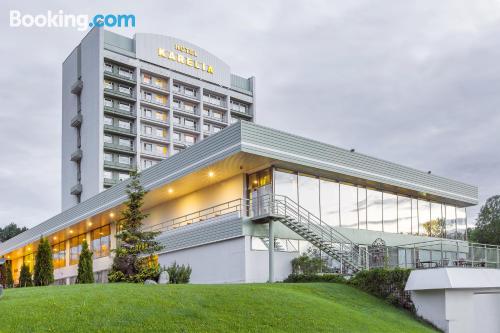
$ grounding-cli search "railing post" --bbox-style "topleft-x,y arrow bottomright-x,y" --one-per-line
440,240 -> 443,267
484,244 -> 487,267
497,246 -> 499,269
268,220 -> 275,283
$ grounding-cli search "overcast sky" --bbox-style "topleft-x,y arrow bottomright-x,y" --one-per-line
0,0 -> 499,228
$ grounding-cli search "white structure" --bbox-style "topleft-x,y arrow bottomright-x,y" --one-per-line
405,268 -> 500,333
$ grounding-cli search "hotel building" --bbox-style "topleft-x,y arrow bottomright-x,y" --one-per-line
62,28 -> 255,210
0,121 -> 488,285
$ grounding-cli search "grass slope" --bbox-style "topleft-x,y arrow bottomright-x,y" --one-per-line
0,283 -> 436,333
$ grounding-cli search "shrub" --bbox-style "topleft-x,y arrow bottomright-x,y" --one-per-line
108,261 -> 161,283
19,264 -> 33,288
77,240 -> 94,284
165,262 -> 192,284
33,237 -> 54,286
349,268 -> 413,310
5,262 -> 14,288
291,251 -> 328,275
284,273 -> 346,283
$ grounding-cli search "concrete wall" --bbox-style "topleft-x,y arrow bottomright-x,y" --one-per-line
143,174 -> 244,229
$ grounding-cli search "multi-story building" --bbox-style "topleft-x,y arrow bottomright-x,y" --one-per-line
1,121 -> 492,286
62,28 -> 255,210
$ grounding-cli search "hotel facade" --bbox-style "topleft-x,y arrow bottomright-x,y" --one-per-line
0,118 -> 484,284
62,28 -> 255,210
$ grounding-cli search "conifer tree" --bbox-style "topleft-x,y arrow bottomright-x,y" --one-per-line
33,237 -> 54,286
77,240 -> 94,284
19,264 -> 33,287
109,171 -> 164,282
5,262 -> 14,288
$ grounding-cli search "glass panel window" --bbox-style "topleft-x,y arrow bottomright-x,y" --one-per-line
104,135 -> 113,144
104,153 -> 113,162
143,73 -> 152,84
184,119 -> 195,128
367,189 -> 383,231
144,91 -> 152,101
119,173 -> 129,181
445,205 -> 457,239
143,143 -> 153,152
203,124 -> 210,132
340,183 -> 358,228
184,104 -> 194,113
154,78 -> 164,88
185,87 -> 195,96
184,135 -> 195,144
154,94 -> 166,105
156,145 -> 167,156
456,208 -> 467,240
274,170 -> 298,203
118,155 -> 131,165
358,187 -> 367,229
173,132 -> 181,142
398,196 -> 412,234
92,225 -> 111,258
320,179 -> 340,227
104,116 -> 113,126
143,108 -> 152,118
173,100 -> 181,109
104,80 -> 113,90
383,193 -> 398,233
119,85 -> 131,95
213,126 -> 222,133
298,174 -> 320,217
155,111 -> 166,121
173,84 -> 180,92
213,111 -> 222,120
155,128 -> 166,138
202,109 -> 210,117
430,202 -> 444,237
119,67 -> 133,79
104,170 -> 112,179
418,200 -> 431,236
143,126 -> 152,135
142,159 -> 157,169
173,116 -> 180,124
52,242 -> 66,269
231,117 -> 240,124
118,120 -> 130,130
411,198 -> 419,235
69,234 -> 86,266
105,63 -> 113,73
119,138 -> 131,147
104,98 -> 113,107
119,102 -> 130,111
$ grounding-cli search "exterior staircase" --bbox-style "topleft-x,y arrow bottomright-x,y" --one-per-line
251,194 -> 369,274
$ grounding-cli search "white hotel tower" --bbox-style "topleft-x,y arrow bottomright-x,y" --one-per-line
62,28 -> 256,210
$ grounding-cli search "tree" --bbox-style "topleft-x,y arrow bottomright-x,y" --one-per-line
108,171 -> 164,283
77,240 -> 94,284
0,223 -> 28,242
5,262 -> 14,288
19,264 -> 33,287
33,237 -> 54,286
422,218 -> 446,238
0,264 -> 5,287
469,195 -> 500,245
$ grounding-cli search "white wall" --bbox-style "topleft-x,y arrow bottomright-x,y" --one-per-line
410,290 -> 447,332
158,237 -> 246,284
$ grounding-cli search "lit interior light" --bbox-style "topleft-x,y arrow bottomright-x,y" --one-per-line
208,171 -> 214,177
168,188 -> 174,194
88,221 -> 93,226
53,236 -> 57,240
69,230 -> 74,234
109,212 -> 115,218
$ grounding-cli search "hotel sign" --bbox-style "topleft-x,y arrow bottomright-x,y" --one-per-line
158,44 -> 215,74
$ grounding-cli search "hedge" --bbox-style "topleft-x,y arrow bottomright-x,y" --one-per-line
283,273 -> 346,283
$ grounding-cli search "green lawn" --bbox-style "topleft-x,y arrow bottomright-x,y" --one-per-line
0,283 -> 436,333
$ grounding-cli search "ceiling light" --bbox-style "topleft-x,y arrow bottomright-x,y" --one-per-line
168,188 -> 174,194
109,212 -> 115,218
208,171 -> 214,177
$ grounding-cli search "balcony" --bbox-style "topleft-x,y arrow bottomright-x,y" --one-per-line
203,98 -> 227,110
203,115 -> 227,125
104,160 -> 134,172
70,114 -> 83,128
140,115 -> 169,126
172,106 -> 199,118
230,108 -> 252,118
104,178 -> 119,187
70,149 -> 83,162
141,81 -> 169,94
173,123 -> 200,134
104,106 -> 136,120
103,142 -> 135,154
70,183 -> 82,195
173,89 -> 200,102
103,124 -> 136,137
140,97 -> 169,109
104,87 -> 136,102
104,68 -> 136,85
71,79 -> 83,95
140,150 -> 168,159
140,132 -> 169,144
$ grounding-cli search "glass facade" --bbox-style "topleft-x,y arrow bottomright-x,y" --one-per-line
273,169 -> 468,240
52,241 -> 66,269
92,225 -> 111,258
69,234 -> 87,266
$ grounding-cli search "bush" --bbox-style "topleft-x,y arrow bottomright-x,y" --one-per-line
291,252 -> 328,275
77,240 -> 94,284
19,264 -> 33,288
349,268 -> 413,310
108,261 -> 161,283
34,237 -> 54,286
5,262 -> 14,288
165,262 -> 192,284
284,273 -> 346,283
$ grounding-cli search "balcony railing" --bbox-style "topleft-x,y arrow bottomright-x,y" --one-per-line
173,122 -> 200,132
104,68 -> 136,83
103,142 -> 135,153
141,81 -> 169,92
104,87 -> 136,101
140,97 -> 168,108
173,89 -> 200,101
104,124 -> 136,136
104,106 -> 136,119
104,160 -> 134,171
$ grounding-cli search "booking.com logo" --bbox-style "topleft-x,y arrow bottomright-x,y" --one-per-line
9,10 -> 136,31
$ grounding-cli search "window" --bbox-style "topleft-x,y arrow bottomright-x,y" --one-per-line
212,111 -> 223,120
173,100 -> 181,109
104,153 -> 113,162
173,116 -> 180,124
52,241 -> 66,269
274,170 -> 298,203
119,67 -> 133,79
119,138 -> 131,147
118,102 -> 130,112
184,119 -> 195,128
92,225 -> 111,258
155,111 -> 166,121
143,108 -> 152,118
383,193 -> 398,233
358,188 -> 367,229
143,91 -> 152,101
104,135 -> 112,144
204,93 -> 222,106
104,80 -> 113,90
142,159 -> 157,169
155,128 -> 166,138
119,173 -> 129,181
213,126 -> 222,133
104,170 -> 113,179
154,78 -> 164,88
203,124 -> 210,132
119,85 -> 131,95
456,208 -> 467,240
142,73 -> 152,84
69,234 -> 86,265
105,63 -> 113,73
185,87 -> 195,96
104,98 -> 113,107
173,83 -> 180,92
202,109 -> 210,117
156,145 -> 167,156
104,116 -> 113,126
184,135 -> 195,144
430,202 -> 444,237
418,200 -> 431,236
173,132 -> 181,142
154,94 -> 166,105
445,205 -> 457,239
320,179 -> 340,227
118,155 -> 131,165
398,196 -> 412,234
231,117 -> 240,124
339,183 -> 358,228
118,120 -> 131,130
184,104 -> 194,113
144,126 -> 152,135
299,174 -> 320,217
367,189 -> 383,231
143,143 -> 153,152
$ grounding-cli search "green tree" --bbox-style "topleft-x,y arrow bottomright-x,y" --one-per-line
33,237 -> 54,286
19,264 -> 33,287
0,223 -> 28,242
108,171 -> 164,283
77,240 -> 94,284
469,195 -> 500,245
5,262 -> 14,288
